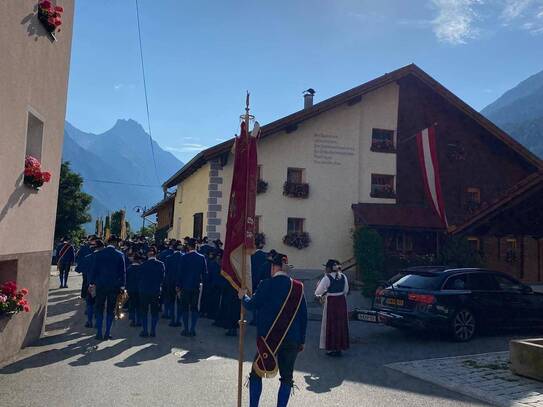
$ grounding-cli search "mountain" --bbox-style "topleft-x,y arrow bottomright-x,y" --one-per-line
63,119 -> 182,231
482,69 -> 543,158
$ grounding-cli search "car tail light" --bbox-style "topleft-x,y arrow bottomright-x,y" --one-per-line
408,293 -> 436,304
375,288 -> 385,297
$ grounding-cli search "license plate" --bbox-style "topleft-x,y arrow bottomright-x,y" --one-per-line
358,313 -> 377,322
385,298 -> 404,307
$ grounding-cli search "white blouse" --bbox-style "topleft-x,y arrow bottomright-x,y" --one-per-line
315,272 -> 349,297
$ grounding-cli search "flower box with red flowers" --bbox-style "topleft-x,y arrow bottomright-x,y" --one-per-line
24,155 -> 52,190
0,281 -> 31,318
37,1 -> 63,35
283,232 -> 311,250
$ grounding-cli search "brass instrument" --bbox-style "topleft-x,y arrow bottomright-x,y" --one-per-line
115,290 -> 129,320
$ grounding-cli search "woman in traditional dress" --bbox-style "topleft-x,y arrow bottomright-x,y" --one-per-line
315,259 -> 350,357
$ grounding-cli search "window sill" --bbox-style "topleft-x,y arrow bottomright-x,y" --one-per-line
370,192 -> 397,199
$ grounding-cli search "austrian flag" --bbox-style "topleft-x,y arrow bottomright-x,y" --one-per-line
415,126 -> 448,227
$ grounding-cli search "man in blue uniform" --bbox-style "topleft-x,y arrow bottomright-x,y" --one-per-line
164,241 -> 183,327
126,250 -> 144,327
239,252 -> 308,407
76,235 -> 95,265
138,246 -> 165,337
88,235 -> 126,340
56,238 -> 75,288
76,238 -> 101,328
249,238 -> 268,325
176,238 -> 207,337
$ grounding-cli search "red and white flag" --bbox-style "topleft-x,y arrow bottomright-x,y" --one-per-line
221,120 -> 260,293
416,126 -> 448,227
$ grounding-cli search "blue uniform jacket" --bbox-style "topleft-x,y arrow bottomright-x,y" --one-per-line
158,248 -> 174,262
176,251 -> 207,290
164,251 -> 182,288
207,259 -> 222,287
88,246 -> 126,289
56,243 -> 75,265
76,244 -> 92,264
126,263 -> 141,293
242,274 -> 308,345
138,258 -> 165,295
75,252 -> 93,275
251,250 -> 268,290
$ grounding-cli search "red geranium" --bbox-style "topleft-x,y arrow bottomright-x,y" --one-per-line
24,155 -> 52,190
0,281 -> 30,315
54,6 -> 64,12
42,172 -> 52,182
40,0 -> 52,10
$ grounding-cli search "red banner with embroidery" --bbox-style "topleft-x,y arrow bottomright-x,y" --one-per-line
221,121 -> 259,292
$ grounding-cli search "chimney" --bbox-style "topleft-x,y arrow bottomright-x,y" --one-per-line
303,88 -> 315,110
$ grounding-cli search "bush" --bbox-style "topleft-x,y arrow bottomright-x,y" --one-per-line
353,227 -> 384,297
438,236 -> 483,268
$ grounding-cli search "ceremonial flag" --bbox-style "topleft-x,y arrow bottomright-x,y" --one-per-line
221,120 -> 259,293
415,126 -> 448,227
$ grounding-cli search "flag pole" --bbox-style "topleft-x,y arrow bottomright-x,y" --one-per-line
237,91 -> 251,407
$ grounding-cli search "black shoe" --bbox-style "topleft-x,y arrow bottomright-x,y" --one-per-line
95,334 -> 103,340
59,285 -> 63,289
104,334 -> 113,340
139,331 -> 149,338
150,332 -> 156,337
181,330 -> 190,337
84,321 -> 93,328
64,285 -> 68,288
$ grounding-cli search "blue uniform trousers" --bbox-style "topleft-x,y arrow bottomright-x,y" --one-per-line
94,287 -> 118,337
139,292 -> 160,335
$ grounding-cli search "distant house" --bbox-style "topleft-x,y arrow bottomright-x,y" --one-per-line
0,0 -> 74,362
143,192 -> 175,242
162,64 -> 543,280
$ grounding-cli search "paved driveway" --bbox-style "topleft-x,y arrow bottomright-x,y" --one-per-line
0,273 -> 533,407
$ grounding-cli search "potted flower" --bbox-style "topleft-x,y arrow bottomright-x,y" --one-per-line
283,232 -> 311,249
257,179 -> 268,194
37,1 -> 63,36
24,155 -> 52,190
0,281 -> 30,318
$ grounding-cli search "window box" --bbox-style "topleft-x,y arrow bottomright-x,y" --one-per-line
283,182 -> 309,198
371,174 -> 396,199
283,232 -> 310,250
257,179 -> 268,194
371,129 -> 395,153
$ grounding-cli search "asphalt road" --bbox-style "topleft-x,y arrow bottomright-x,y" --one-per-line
0,273 -> 530,407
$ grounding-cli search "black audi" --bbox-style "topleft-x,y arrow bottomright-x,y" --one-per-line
373,267 -> 543,341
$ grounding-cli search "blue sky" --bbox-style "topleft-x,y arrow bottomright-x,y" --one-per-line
66,0 -> 543,163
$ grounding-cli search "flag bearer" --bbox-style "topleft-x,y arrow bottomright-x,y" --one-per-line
176,238 -> 207,337
88,235 -> 126,340
138,246 -> 165,337
315,259 -> 350,357
56,238 -> 75,288
238,252 -> 308,407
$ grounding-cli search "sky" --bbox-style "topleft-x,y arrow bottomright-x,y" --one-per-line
66,0 -> 543,163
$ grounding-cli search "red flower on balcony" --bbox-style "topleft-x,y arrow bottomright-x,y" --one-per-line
24,155 -> 52,191
0,281 -> 31,317
38,1 -> 64,34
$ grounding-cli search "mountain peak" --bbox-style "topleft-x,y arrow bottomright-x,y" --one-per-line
112,118 -> 146,133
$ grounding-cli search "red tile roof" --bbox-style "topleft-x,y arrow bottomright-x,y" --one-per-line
352,203 -> 445,230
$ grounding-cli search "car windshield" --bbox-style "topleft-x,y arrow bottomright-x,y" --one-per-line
391,273 -> 443,290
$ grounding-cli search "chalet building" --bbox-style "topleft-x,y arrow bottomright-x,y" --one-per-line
161,64 -> 543,276
143,192 -> 175,242
0,0 -> 74,362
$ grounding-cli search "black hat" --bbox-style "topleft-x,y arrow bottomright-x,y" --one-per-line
147,245 -> 158,255
324,259 -> 341,270
107,235 -> 121,243
268,252 -> 288,266
266,249 -> 277,260
187,238 -> 197,248
213,239 -> 223,247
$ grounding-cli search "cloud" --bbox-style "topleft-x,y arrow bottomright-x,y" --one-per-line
113,83 -> 136,92
501,0 -> 543,34
430,0 -> 483,44
165,144 -> 209,153
501,0 -> 534,20
114,84 -> 123,91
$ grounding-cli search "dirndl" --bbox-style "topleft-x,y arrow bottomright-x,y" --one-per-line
320,295 -> 349,351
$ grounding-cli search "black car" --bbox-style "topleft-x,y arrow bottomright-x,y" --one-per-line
373,267 -> 543,341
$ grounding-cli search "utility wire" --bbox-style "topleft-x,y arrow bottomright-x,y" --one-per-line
84,179 -> 162,188
135,0 -> 160,184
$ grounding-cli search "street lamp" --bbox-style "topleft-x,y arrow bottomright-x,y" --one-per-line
133,205 -> 147,234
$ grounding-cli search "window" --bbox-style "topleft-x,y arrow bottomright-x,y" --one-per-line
287,218 -> 304,234
467,273 -> 499,291
466,188 -> 481,204
371,174 -> 395,198
26,112 -> 44,160
193,213 -> 203,239
176,217 -> 182,237
443,274 -> 468,290
467,237 -> 480,251
395,233 -> 413,253
506,238 -> 517,251
255,216 -> 261,234
371,129 -> 395,152
495,275 -> 525,293
287,168 -> 304,184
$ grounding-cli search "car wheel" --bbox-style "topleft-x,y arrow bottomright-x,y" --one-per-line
451,309 -> 476,342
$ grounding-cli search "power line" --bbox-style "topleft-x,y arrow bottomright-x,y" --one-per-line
84,179 -> 162,188
135,0 -> 160,184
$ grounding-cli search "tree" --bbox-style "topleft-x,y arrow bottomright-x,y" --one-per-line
439,236 -> 484,268
139,224 -> 156,239
54,162 -> 92,243
353,227 -> 385,297
111,210 -> 131,236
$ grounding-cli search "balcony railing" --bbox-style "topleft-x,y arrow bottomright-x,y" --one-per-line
283,181 -> 309,198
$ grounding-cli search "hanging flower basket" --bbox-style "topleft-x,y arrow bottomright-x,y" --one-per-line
283,232 -> 310,250
24,155 -> 51,191
37,1 -> 63,37
257,179 -> 268,194
0,281 -> 31,318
